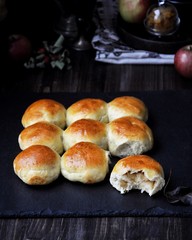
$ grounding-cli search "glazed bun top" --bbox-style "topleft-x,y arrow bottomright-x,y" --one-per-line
112,155 -> 164,176
61,142 -> 110,184
107,116 -> 153,143
110,155 -> 165,196
63,118 -> 108,150
107,96 -> 148,122
18,121 -> 64,155
21,99 -> 66,129
66,98 -> 108,126
107,116 -> 153,157
13,145 -> 61,185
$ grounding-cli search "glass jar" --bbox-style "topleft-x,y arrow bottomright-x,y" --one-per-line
144,2 -> 180,36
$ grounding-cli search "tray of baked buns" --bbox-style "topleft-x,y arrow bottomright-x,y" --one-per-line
0,91 -> 192,217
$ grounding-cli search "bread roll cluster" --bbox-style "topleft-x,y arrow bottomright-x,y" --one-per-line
14,99 -> 66,185
13,96 -> 165,196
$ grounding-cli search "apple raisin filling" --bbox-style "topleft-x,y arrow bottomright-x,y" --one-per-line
119,171 -> 155,194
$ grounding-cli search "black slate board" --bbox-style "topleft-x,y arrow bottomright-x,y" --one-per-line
0,90 -> 192,217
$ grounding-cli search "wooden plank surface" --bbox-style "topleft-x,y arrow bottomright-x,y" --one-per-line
1,50 -> 192,94
1,217 -> 192,240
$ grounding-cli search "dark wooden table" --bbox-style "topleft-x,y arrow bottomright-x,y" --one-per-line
1,49 -> 192,93
1,49 -> 192,239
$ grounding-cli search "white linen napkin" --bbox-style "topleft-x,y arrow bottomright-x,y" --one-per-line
92,0 -> 174,64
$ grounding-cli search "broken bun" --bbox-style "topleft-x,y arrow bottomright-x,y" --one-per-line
61,142 -> 110,184
66,98 -> 108,126
18,121 -> 64,155
107,96 -> 148,122
21,99 -> 66,129
13,145 -> 61,185
109,155 -> 165,196
107,116 -> 153,158
63,119 -> 108,151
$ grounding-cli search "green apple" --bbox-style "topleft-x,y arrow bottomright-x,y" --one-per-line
119,0 -> 151,23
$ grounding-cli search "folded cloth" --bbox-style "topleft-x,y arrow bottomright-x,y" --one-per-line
92,0 -> 174,64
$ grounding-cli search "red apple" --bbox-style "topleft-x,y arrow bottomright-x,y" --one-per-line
119,0 -> 151,24
174,45 -> 192,79
8,34 -> 32,63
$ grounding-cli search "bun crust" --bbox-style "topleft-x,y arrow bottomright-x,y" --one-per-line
110,155 -> 165,196
107,116 -> 153,157
18,121 -> 64,155
63,119 -> 108,150
61,142 -> 110,184
21,99 -> 66,129
13,145 -> 61,185
107,96 -> 148,122
66,98 -> 108,126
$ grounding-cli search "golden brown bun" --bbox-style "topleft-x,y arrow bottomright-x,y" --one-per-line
107,116 -> 153,157
61,142 -> 110,184
18,121 -> 64,155
21,99 -> 66,129
66,98 -> 108,126
13,145 -> 61,185
63,119 -> 108,151
107,96 -> 148,122
110,155 -> 165,196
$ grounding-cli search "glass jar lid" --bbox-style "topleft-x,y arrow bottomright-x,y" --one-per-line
144,3 -> 180,37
